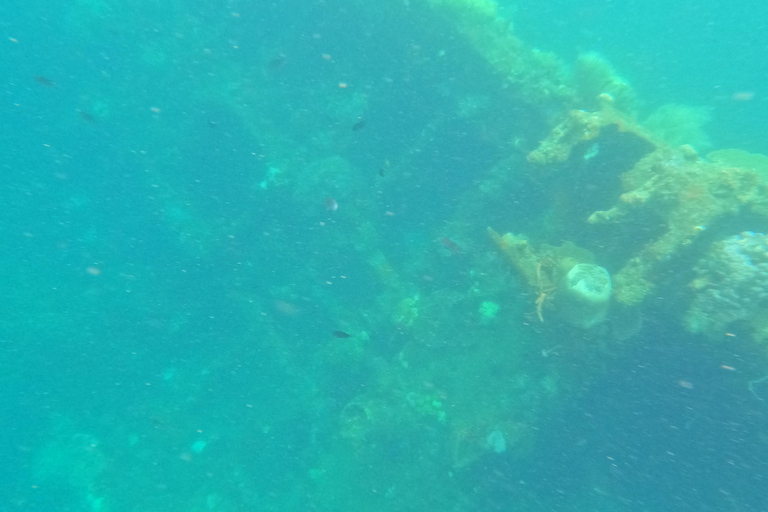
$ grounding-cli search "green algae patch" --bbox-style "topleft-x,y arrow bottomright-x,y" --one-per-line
708,148 -> 768,183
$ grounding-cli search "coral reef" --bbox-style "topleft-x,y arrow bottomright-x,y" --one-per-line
685,232 -> 768,337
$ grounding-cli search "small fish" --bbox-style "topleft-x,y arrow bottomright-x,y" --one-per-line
78,110 -> 95,123
324,197 -> 339,211
352,119 -> 366,131
149,416 -> 166,428
378,159 -> 390,177
332,330 -> 351,338
440,237 -> 462,254
34,75 -> 56,87
267,53 -> 288,70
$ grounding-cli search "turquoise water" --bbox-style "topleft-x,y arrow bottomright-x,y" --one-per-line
513,0 -> 768,153
2,1 -> 768,511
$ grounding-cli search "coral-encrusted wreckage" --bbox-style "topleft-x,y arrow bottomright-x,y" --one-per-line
491,86 -> 768,341
480,58 -> 768,339
33,1 -> 768,510
331,3 -> 768,501
421,1 -> 768,342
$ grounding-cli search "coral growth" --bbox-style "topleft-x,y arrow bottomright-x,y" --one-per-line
488,228 -> 596,323
707,148 -> 768,183
642,103 -> 712,150
573,52 -> 636,113
487,229 -> 542,288
685,232 -> 768,336
526,108 -> 605,166
523,95 -> 768,314
426,0 -> 573,113
587,145 -> 767,305
527,94 -> 650,165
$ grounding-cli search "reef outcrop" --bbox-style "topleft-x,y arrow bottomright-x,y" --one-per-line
587,144 -> 766,305
685,232 -> 768,338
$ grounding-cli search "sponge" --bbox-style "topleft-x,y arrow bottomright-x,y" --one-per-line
558,264 -> 612,328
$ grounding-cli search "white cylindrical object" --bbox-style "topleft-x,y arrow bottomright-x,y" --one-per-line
557,264 -> 612,328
